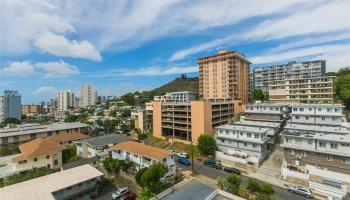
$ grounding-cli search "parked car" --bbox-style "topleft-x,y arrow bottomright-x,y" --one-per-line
120,192 -> 136,200
327,196 -> 347,200
112,187 -> 129,200
223,167 -> 241,175
177,157 -> 191,166
287,184 -> 314,198
204,160 -> 223,170
177,152 -> 189,159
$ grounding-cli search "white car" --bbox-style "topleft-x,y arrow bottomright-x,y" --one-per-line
112,186 -> 129,200
177,152 -> 189,159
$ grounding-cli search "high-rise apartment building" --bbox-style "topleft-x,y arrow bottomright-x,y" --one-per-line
253,60 -> 326,93
0,90 -> 22,122
269,76 -> 335,104
198,50 -> 251,104
80,84 -> 97,108
57,90 -> 75,110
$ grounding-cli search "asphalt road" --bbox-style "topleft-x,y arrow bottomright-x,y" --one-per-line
176,161 -> 309,200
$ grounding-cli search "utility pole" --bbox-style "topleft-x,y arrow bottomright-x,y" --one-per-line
191,138 -> 194,173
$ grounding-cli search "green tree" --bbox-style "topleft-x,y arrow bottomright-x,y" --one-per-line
261,183 -> 274,195
102,157 -> 120,175
62,144 -> 79,163
64,115 -> 79,122
0,145 -> 20,156
95,119 -> 104,126
138,187 -> 156,200
121,110 -> 131,118
2,117 -> 21,126
197,134 -> 217,156
135,167 -> 149,187
82,118 -> 93,125
138,163 -> 168,193
252,89 -> 266,101
247,178 -> 261,193
335,74 -> 350,109
217,174 -> 241,195
97,111 -> 104,116
121,93 -> 135,105
120,159 -> 133,173
2,167 -> 53,187
109,109 -> 117,117
106,119 -> 119,132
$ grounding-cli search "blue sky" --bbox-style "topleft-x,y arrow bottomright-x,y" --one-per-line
1,0 -> 350,103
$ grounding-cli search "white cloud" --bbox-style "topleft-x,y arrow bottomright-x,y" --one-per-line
246,1 -> 350,40
33,86 -> 57,96
2,0 -> 75,54
0,61 -> 36,76
96,65 -> 197,77
251,44 -> 350,72
35,60 -> 80,78
35,32 -> 101,61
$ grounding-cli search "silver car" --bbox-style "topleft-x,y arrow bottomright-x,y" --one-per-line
288,184 -> 314,198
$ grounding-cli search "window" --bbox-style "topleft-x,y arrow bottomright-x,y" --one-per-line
255,134 -> 259,139
318,108 -> 322,111
243,142 -> 247,147
295,138 -> 302,145
54,159 -> 58,165
307,140 -> 313,145
46,155 -> 50,159
285,138 -> 289,143
321,117 -> 326,121
221,138 -> 225,143
253,144 -> 257,148
163,158 -> 166,162
319,141 -> 326,147
293,108 -> 297,111
2,137 -> 8,145
295,116 -> 299,119
299,108 -> 304,111
327,155 -> 333,161
47,131 -> 52,136
305,116 -> 309,120
247,133 -> 251,138
19,160 -> 27,164
327,108 -> 331,112
34,158 -> 37,162
66,186 -> 73,191
330,143 -> 338,149
240,132 -> 243,136
342,157 -> 350,164
308,108 -> 312,111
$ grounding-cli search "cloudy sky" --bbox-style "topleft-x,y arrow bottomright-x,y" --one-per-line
1,0 -> 349,103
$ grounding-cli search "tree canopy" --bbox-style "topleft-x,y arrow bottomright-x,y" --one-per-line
197,134 -> 217,156
121,93 -> 135,105
252,89 -> 267,101
136,163 -> 168,194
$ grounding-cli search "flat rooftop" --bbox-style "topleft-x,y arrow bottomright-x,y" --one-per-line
0,123 -> 90,137
284,123 -> 349,134
281,130 -> 350,143
235,120 -> 281,128
217,124 -> 269,133
245,103 -> 289,107
290,104 -> 344,108
0,164 -> 103,200
76,134 -> 132,147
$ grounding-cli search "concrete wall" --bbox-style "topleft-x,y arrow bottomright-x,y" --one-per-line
13,151 -> 62,172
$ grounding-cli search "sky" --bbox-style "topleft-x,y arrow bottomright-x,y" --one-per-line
0,0 -> 350,103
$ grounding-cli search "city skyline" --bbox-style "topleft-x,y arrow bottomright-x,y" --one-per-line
1,1 -> 350,103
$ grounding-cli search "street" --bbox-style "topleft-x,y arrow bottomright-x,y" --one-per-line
176,161 -> 309,200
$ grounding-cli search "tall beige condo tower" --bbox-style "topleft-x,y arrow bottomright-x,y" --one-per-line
80,84 -> 97,108
198,50 -> 251,104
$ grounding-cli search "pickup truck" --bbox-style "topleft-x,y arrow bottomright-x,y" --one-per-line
287,184 -> 314,198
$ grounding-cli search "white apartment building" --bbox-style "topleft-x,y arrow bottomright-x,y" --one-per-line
154,91 -> 198,102
1,164 -> 103,200
253,60 -> 326,93
80,84 -> 97,108
289,104 -> 345,127
216,124 -> 270,165
57,90 -> 75,110
75,134 -> 132,159
0,96 -> 4,123
244,103 -> 290,122
281,130 -> 350,198
269,76 -> 335,104
112,141 -> 176,177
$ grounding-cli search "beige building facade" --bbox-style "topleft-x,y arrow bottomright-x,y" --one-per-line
198,50 -> 250,104
153,100 -> 240,144
269,76 -> 335,104
22,104 -> 43,116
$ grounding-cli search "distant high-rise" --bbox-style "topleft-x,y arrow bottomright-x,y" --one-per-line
57,90 -> 75,110
0,90 -> 22,122
253,60 -> 326,94
80,84 -> 97,108
198,50 -> 251,104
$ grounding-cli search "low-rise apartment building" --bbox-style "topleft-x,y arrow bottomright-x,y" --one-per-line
1,164 -> 103,200
134,109 -> 153,133
0,122 -> 90,146
281,130 -> 350,198
153,100 -> 240,144
244,103 -> 290,123
216,124 -> 270,165
21,104 -> 43,116
269,76 -> 335,104
112,141 -> 175,177
11,132 -> 89,174
289,104 -> 345,126
75,134 -> 132,159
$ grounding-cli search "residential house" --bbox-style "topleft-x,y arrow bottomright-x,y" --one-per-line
112,141 -> 175,177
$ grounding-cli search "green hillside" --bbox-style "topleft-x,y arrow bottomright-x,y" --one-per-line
151,76 -> 199,96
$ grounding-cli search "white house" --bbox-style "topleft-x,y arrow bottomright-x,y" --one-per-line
112,141 -> 175,177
